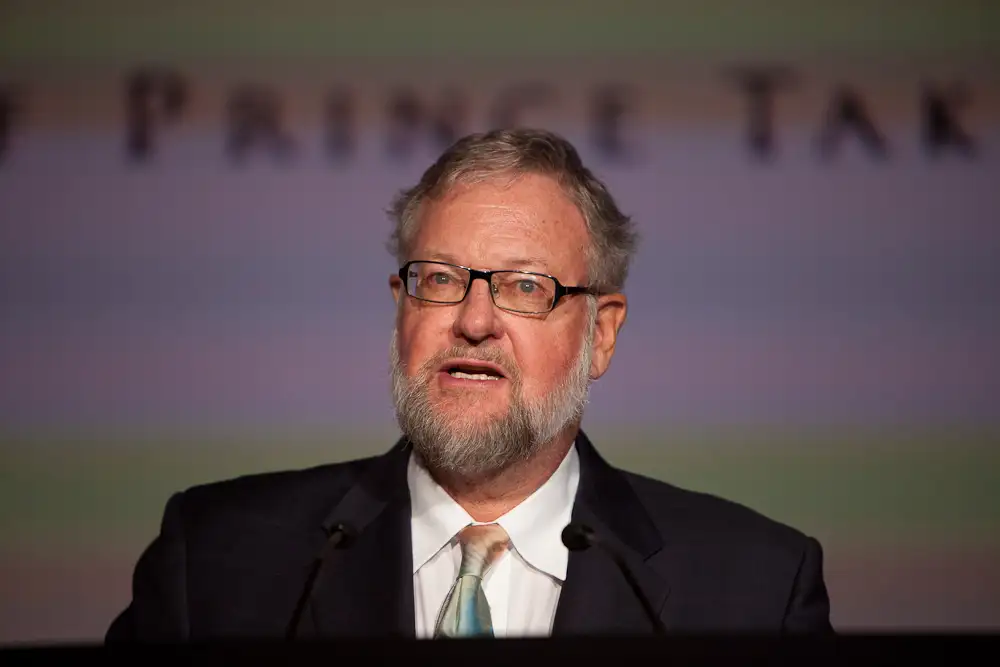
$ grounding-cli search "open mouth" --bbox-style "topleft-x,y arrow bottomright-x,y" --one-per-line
441,360 -> 507,382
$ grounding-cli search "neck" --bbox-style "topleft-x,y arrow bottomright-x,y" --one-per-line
428,427 -> 578,523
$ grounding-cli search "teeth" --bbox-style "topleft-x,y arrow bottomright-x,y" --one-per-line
449,371 -> 501,381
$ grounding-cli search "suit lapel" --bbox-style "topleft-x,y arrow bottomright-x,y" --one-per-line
552,432 -> 671,635
306,439 -> 416,638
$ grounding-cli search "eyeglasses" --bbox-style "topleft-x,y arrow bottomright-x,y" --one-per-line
398,260 -> 598,314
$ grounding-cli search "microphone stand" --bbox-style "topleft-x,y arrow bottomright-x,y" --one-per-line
562,522 -> 667,635
285,523 -> 355,640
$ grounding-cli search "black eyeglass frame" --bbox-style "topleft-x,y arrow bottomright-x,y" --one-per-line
398,260 -> 599,314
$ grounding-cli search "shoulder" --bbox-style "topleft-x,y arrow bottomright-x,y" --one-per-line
610,465 -> 832,631
167,453 -> 382,535
621,468 -> 815,559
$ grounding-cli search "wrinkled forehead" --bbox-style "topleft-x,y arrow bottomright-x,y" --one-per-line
410,174 -> 590,276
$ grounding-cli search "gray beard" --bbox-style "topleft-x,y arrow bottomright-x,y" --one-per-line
389,304 -> 595,479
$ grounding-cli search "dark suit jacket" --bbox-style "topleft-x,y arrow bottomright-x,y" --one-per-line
106,431 -> 832,640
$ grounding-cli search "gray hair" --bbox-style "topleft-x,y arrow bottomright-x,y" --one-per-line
386,128 -> 638,293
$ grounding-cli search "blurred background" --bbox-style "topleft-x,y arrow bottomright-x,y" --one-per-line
1,0 -> 998,642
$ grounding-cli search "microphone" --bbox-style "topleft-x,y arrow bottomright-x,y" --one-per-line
285,522 -> 356,640
561,522 -> 667,635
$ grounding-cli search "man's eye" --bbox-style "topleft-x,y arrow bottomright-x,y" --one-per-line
517,280 -> 536,293
428,273 -> 451,284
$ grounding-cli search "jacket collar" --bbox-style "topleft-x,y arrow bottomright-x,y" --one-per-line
551,431 -> 671,635
309,438 -> 416,637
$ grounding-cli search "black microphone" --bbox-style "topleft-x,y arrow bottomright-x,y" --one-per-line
561,522 -> 667,635
285,522 -> 356,640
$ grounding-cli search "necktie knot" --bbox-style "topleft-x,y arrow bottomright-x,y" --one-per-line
457,523 -> 510,578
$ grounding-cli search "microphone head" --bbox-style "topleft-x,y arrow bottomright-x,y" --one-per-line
328,522 -> 357,548
561,522 -> 596,551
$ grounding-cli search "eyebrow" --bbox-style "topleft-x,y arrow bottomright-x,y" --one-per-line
422,252 -> 550,272
503,257 -> 550,271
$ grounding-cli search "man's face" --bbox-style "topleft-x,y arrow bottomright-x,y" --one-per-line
389,173 -> 597,477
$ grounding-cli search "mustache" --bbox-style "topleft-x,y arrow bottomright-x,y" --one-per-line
418,345 -> 520,381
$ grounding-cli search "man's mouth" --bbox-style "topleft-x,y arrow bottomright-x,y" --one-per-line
440,360 -> 507,382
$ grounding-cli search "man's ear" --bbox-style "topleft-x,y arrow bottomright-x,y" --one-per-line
390,274 -> 403,303
589,293 -> 627,380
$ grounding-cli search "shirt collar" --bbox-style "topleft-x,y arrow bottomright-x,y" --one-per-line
408,453 -> 475,574
407,443 -> 580,581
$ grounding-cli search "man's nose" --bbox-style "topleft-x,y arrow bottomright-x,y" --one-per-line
453,278 -> 504,343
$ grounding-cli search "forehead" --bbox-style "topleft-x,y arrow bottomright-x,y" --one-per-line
411,173 -> 590,276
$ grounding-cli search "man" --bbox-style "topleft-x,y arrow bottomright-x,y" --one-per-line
106,128 -> 832,640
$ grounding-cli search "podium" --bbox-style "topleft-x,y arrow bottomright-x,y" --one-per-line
1,636 -> 997,664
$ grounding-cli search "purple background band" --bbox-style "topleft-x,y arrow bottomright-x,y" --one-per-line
3,130 -> 998,431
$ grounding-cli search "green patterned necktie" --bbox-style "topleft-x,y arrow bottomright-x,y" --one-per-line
434,523 -> 511,638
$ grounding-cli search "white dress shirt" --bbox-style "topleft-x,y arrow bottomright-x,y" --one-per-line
408,443 -> 580,638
